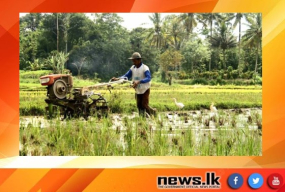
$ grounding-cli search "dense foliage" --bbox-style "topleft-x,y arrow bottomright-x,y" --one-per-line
20,13 -> 262,82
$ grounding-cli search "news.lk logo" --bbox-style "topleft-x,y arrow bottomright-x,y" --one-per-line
267,173 -> 283,189
228,173 -> 244,189
157,172 -> 221,189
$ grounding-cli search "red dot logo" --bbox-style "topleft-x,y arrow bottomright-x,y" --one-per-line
267,173 -> 283,189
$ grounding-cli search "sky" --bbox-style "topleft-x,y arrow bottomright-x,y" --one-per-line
93,13 -> 180,30
20,13 -> 247,38
20,13 -> 178,30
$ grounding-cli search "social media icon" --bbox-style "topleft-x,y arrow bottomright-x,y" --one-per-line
248,173 -> 264,189
273,177 -> 280,185
253,177 -> 259,184
228,173 -> 243,189
268,173 -> 283,189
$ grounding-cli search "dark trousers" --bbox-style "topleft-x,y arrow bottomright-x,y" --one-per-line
135,89 -> 155,116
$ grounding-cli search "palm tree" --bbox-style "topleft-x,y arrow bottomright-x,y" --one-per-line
163,15 -> 186,50
178,13 -> 197,38
243,13 -> 262,73
210,21 -> 237,70
233,13 -> 243,69
146,13 -> 164,48
199,13 -> 223,37
232,13 -> 250,70
198,13 -> 223,71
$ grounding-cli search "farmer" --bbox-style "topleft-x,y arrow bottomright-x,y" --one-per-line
112,52 -> 156,117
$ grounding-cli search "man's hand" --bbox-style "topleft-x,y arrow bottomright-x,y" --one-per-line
111,77 -> 119,81
132,81 -> 140,88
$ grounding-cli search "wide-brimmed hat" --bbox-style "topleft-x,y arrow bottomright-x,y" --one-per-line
128,52 -> 142,60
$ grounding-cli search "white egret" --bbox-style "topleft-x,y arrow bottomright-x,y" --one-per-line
210,102 -> 217,113
210,102 -> 218,118
173,98 -> 184,109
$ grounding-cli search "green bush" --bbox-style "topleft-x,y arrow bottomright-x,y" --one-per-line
199,71 -> 209,79
253,74 -> 262,85
227,66 -> 233,73
231,70 -> 239,79
198,71 -> 219,79
209,80 -> 216,85
216,76 -> 226,85
241,71 -> 254,79
211,71 -> 219,79
191,78 -> 208,85
20,70 -> 52,79
177,71 -> 188,79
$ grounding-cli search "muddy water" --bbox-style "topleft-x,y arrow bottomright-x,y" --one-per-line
20,108 -> 262,130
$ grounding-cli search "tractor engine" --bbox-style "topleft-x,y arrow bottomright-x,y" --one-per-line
40,74 -> 109,119
40,74 -> 73,99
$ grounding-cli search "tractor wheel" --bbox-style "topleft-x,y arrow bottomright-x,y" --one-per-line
88,102 -> 109,119
63,107 -> 74,120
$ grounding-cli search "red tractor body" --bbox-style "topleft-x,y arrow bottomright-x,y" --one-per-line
40,74 -> 73,86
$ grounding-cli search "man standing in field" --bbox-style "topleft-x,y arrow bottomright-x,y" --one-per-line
112,52 -> 156,117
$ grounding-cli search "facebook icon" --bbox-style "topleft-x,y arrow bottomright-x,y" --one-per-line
228,173 -> 244,189
234,176 -> 238,185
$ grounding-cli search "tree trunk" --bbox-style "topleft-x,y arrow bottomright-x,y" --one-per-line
57,13 -> 59,52
65,33 -> 68,54
209,51 -> 212,71
187,13 -> 190,39
210,14 -> 213,38
238,19 -> 241,70
156,32 -> 159,49
209,15 -> 213,71
65,14 -> 69,54
223,49 -> 226,70
78,67 -> 81,77
255,41 -> 259,73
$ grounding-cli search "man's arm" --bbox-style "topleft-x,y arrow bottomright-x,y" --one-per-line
140,70 -> 151,83
111,69 -> 132,81
120,69 -> 132,80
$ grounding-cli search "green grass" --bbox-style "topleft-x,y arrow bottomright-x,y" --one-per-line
19,69 -> 261,115
20,86 -> 262,116
19,111 -> 262,156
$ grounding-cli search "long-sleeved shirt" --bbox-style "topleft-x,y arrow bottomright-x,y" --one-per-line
120,62 -> 151,83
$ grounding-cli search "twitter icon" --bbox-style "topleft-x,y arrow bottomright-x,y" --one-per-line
248,173 -> 264,189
